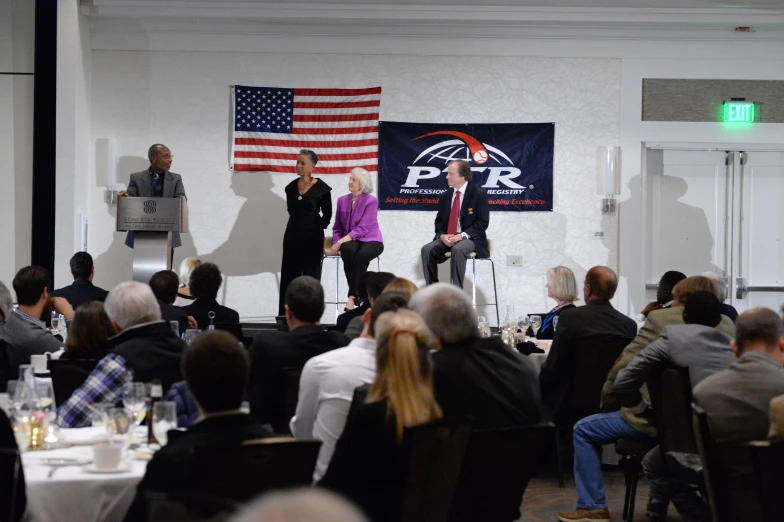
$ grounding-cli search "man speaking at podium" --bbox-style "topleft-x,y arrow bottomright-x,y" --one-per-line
118,144 -> 187,248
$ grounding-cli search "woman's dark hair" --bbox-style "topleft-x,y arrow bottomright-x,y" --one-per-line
299,149 -> 318,166
65,301 -> 113,357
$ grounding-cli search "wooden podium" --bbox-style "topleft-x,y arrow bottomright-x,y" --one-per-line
117,197 -> 189,283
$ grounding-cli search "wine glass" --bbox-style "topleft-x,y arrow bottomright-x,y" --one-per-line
517,315 -> 530,343
122,382 -> 147,428
530,315 -> 542,339
152,402 -> 177,446
476,316 -> 490,338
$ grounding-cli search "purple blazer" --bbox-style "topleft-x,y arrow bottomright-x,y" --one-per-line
332,193 -> 384,244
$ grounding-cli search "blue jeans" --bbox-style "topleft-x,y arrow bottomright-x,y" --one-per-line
573,412 -> 652,510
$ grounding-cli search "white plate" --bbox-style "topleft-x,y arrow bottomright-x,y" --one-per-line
83,462 -> 132,474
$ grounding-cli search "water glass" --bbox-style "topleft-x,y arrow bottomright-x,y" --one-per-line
50,311 -> 60,332
169,321 -> 180,339
90,402 -> 113,428
122,382 -> 147,426
476,316 -> 490,338
152,401 -> 177,446
530,315 -> 542,339
183,329 -> 201,346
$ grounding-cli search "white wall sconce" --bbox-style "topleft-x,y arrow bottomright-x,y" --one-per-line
597,146 -> 621,214
96,138 -> 118,204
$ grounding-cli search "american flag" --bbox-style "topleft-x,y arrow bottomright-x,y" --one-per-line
231,85 -> 381,174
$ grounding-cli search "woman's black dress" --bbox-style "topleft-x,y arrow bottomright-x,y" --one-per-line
278,178 -> 332,315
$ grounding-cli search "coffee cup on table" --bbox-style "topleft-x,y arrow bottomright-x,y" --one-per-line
93,442 -> 123,470
31,354 -> 51,374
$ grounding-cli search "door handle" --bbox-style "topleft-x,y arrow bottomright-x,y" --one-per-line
736,277 -> 784,299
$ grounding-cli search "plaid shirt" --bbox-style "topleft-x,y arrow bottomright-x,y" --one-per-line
57,353 -> 133,428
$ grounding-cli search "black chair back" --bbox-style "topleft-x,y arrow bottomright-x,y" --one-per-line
448,423 -> 555,522
0,341 -> 12,393
400,418 -> 472,522
556,335 -> 632,425
749,440 -> 784,522
213,323 -> 245,344
271,367 -> 303,435
48,358 -> 101,407
0,448 -> 22,522
144,491 -> 240,522
648,365 -> 695,454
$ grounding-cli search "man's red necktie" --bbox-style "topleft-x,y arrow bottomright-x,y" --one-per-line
447,191 -> 461,236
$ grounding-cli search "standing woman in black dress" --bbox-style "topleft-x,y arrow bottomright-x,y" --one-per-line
278,149 -> 333,316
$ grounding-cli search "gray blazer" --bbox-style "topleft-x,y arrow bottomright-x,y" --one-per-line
0,311 -> 65,377
124,169 -> 187,248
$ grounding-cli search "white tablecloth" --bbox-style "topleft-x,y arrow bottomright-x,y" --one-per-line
22,443 -> 147,522
525,339 -> 551,372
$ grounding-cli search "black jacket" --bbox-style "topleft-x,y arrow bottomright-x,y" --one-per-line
335,301 -> 370,333
50,280 -> 109,309
432,336 -> 542,429
247,325 -> 349,424
0,408 -> 25,521
180,298 -> 240,330
159,302 -> 189,335
124,413 -> 273,522
433,185 -> 490,258
110,321 -> 186,393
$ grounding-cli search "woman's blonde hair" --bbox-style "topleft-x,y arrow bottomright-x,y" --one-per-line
367,309 -> 442,442
546,266 -> 579,303
178,257 -> 202,287
382,278 -> 418,300
350,167 -> 373,194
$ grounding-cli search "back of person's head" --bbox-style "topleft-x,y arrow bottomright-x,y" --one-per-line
65,302 -> 113,357
0,281 -> 12,320
178,257 -> 202,287
408,283 -> 477,345
356,272 -> 373,302
383,278 -> 418,300
369,309 -> 442,442
682,291 -> 722,328
229,488 -> 367,522
701,271 -> 727,301
734,308 -> 784,355
183,330 -> 249,414
69,252 -> 94,281
366,272 -> 396,302
13,266 -> 51,306
584,266 -> 618,300
104,281 -> 162,330
658,270 -> 687,302
149,270 -> 180,304
369,292 -> 409,337
546,266 -> 579,303
672,275 -> 720,304
189,262 -> 223,300
285,276 -> 324,323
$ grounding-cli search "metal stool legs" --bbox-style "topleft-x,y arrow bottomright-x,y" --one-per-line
322,255 -> 381,322
470,257 -> 500,326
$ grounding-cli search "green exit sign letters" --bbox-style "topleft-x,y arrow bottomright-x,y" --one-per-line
723,102 -> 755,123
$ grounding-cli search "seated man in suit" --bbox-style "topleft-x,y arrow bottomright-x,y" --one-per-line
149,270 -> 197,335
50,252 -> 109,309
124,330 -> 274,522
420,159 -> 489,289
633,270 -> 686,329
180,262 -> 240,330
410,283 -> 541,429
692,308 -> 784,522
343,272 -> 396,340
335,271 -> 372,333
248,276 -> 349,428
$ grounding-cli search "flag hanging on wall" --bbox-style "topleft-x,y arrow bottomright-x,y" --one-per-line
230,85 -> 381,174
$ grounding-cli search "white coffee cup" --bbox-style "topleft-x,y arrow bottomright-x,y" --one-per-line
31,354 -> 50,374
93,442 -> 123,470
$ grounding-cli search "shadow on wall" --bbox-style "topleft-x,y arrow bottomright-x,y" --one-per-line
618,174 -> 715,314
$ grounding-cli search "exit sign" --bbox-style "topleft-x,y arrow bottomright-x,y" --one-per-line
724,102 -> 755,123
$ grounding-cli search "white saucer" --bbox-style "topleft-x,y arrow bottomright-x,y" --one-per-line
84,462 -> 132,474
40,457 -> 91,467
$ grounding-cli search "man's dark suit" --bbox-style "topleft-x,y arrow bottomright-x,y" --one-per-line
433,336 -> 542,429
180,298 -> 240,331
50,279 -> 109,309
539,299 -> 637,420
159,302 -> 189,336
247,325 -> 349,425
421,184 -> 490,288
124,168 -> 187,248
124,413 -> 273,522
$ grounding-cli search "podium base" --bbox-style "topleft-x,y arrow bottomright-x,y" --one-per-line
132,232 -> 173,284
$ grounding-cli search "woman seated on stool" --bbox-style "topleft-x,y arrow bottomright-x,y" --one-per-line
60,302 -> 113,360
330,167 -> 384,311
535,265 -> 579,340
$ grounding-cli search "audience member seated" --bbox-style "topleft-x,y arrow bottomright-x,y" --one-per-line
50,252 -> 109,309
633,270 -> 687,329
382,277 -> 418,299
0,407 -> 25,522
614,291 -> 736,522
536,265 -> 579,340
291,292 -> 409,482
173,256 -> 200,307
335,272 -> 372,332
539,266 -> 636,420
57,281 -> 186,428
164,380 -> 200,428
149,270 -> 196,334
0,280 -> 12,324
0,266 -> 74,379
344,272 -> 396,340
180,262 -> 239,330
410,283 -> 541,429
692,308 -> 784,522
231,488 -> 367,522
702,271 -> 739,322
125,330 -> 274,522
248,276 -> 349,425
319,309 -> 443,522
60,302 -> 113,360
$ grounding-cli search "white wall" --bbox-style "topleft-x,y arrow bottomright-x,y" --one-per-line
0,0 -> 34,290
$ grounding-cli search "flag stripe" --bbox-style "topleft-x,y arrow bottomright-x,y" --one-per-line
294,87 -> 381,96
294,120 -> 378,129
234,163 -> 377,174
293,107 -> 379,116
235,144 -> 378,155
292,127 -> 378,136
235,137 -> 378,147
231,157 -> 375,169
294,100 -> 380,109
234,151 -> 378,161
293,113 -> 379,122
